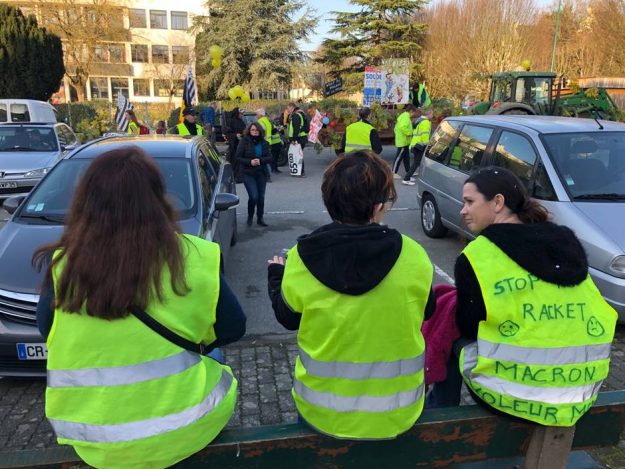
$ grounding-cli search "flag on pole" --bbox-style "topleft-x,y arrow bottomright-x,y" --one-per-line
115,91 -> 133,132
179,65 -> 196,123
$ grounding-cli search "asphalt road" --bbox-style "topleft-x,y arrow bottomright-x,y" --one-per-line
225,145 -> 465,336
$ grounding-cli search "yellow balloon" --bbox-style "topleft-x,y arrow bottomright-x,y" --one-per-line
233,85 -> 244,97
211,57 -> 221,68
521,59 -> 531,71
209,45 -> 223,59
241,92 -> 251,103
228,88 -> 238,100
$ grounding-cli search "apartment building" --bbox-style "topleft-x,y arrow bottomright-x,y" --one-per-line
10,0 -> 207,103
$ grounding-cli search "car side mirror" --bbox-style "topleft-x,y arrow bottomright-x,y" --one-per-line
61,144 -> 77,152
215,192 -> 239,211
3,195 -> 25,215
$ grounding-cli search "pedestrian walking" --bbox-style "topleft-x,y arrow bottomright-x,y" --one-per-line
341,107 -> 383,155
409,80 -> 431,109
255,108 -> 277,180
124,110 -> 143,135
268,151 -> 436,439
167,108 -> 203,135
402,107 -> 433,185
235,122 -> 272,227
33,147 -> 246,468
286,103 -> 309,176
201,101 -> 218,145
224,107 -> 246,182
427,167 -> 616,428
392,104 -> 419,179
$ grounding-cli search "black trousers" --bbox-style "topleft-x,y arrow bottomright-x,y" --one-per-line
404,145 -> 426,181
392,146 -> 410,174
270,143 -> 281,170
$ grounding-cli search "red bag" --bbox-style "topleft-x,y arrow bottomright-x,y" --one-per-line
139,124 -> 150,135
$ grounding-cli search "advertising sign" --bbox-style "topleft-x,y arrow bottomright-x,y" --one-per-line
324,78 -> 343,97
363,59 -> 410,105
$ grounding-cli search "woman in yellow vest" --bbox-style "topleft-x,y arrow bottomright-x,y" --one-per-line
428,167 -> 616,427
267,150 -> 436,439
33,147 -> 245,468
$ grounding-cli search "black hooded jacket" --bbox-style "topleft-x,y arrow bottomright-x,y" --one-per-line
268,222 -> 435,330
455,222 -> 589,339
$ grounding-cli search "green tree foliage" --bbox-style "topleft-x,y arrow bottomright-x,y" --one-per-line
194,0 -> 317,98
318,0 -> 428,90
0,4 -> 64,101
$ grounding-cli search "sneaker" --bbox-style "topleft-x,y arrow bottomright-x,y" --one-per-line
401,180 -> 416,186
410,177 -> 416,182
393,173 -> 402,180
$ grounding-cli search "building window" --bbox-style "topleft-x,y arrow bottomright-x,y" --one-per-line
94,44 -> 108,62
173,80 -> 184,97
170,11 -> 188,30
133,79 -> 150,97
150,10 -> 167,29
131,44 -> 148,63
109,44 -> 125,63
155,79 -> 172,98
111,78 -> 129,98
129,8 -> 146,28
172,46 -> 189,64
89,77 -> 109,100
152,45 -> 169,64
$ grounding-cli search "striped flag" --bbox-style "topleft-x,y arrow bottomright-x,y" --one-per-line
115,91 -> 133,132
183,65 -> 196,108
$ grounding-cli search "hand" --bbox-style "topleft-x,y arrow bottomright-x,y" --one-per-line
251,158 -> 260,166
268,256 -> 285,265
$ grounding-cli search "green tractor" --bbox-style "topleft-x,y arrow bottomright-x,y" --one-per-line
469,71 -> 621,121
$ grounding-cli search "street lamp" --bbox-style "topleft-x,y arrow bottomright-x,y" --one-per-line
550,0 -> 563,72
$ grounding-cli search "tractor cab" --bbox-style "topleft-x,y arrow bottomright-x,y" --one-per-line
488,71 -> 556,114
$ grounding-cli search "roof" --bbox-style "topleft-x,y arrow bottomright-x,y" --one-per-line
446,115 -> 625,133
69,135 -> 199,160
492,71 -> 557,79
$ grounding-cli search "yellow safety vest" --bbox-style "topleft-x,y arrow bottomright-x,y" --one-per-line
449,146 -> 462,168
460,236 -> 617,427
416,84 -> 431,108
45,234 -> 237,468
410,118 -> 431,149
175,123 -> 204,136
258,116 -> 280,145
127,122 -> 140,135
344,121 -> 374,153
394,111 -> 412,147
282,235 -> 433,439
288,111 -> 307,138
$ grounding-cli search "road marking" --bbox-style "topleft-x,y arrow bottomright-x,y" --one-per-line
434,264 -> 455,284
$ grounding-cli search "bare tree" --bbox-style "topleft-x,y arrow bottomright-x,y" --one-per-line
40,0 -> 130,101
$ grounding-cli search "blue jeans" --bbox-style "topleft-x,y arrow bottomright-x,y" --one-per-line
206,347 -> 224,364
242,171 -> 267,219
425,338 -> 474,408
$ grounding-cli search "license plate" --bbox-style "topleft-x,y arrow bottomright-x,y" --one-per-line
16,343 -> 48,360
0,182 -> 18,189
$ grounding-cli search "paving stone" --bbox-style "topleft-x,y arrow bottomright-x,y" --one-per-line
260,403 -> 282,425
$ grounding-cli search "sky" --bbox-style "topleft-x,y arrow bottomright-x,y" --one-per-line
302,0 -> 556,51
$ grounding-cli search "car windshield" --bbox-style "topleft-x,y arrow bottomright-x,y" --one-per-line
18,158 -> 197,222
0,126 -> 59,152
541,131 -> 625,200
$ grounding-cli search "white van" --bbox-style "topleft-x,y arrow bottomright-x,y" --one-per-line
0,100 -> 57,124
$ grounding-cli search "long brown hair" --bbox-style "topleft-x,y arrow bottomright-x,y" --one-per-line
33,146 -> 189,319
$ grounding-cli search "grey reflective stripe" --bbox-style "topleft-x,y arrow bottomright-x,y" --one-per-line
462,343 -> 602,405
478,339 -> 611,365
49,369 -> 233,443
48,351 -> 201,388
294,379 -> 423,413
298,347 -> 423,380
345,143 -> 372,149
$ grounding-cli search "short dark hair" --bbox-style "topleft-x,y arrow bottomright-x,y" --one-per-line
244,122 -> 265,139
465,167 -> 549,224
404,104 -> 417,112
359,108 -> 371,120
322,151 -> 397,224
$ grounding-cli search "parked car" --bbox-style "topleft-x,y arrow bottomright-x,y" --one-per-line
0,99 -> 57,124
0,135 -> 239,376
416,115 -> 625,319
0,123 -> 79,199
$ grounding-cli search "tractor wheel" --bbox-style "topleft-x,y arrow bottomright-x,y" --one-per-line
501,109 -> 530,115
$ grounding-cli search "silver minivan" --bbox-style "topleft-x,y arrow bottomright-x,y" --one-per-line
416,115 -> 625,319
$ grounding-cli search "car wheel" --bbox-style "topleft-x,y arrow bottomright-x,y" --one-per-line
421,195 -> 448,238
230,211 -> 238,247
501,109 -> 529,115
278,146 -> 288,167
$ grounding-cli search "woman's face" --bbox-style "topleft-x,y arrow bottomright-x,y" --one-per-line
250,125 -> 260,137
460,183 -> 498,233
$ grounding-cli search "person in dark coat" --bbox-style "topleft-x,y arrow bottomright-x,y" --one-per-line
225,108 -> 246,182
235,122 -> 273,227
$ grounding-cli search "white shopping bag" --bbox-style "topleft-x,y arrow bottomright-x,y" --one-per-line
288,142 -> 304,177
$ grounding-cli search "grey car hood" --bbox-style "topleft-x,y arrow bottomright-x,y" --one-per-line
0,151 -> 61,173
0,216 -> 202,295
573,202 -> 625,254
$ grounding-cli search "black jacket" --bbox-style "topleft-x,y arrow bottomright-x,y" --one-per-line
339,119 -> 383,155
234,136 -> 272,176
288,108 -> 306,142
455,222 -> 588,339
224,108 -> 245,135
268,222 -> 435,330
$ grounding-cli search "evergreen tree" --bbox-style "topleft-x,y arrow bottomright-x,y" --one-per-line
318,0 -> 428,89
195,0 -> 317,98
0,5 -> 64,101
